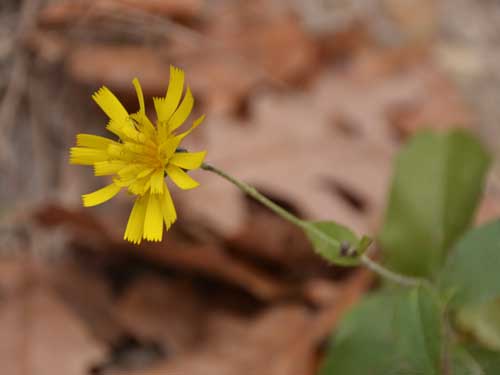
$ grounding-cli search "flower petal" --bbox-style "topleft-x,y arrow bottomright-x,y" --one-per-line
154,66 -> 185,124
130,78 -> 156,137
137,167 -> 154,179
92,87 -> 129,122
106,119 -> 126,138
159,136 -> 183,160
166,164 -> 200,190
169,151 -> 206,170
70,147 -> 108,165
82,183 -> 121,207
143,192 -> 163,242
76,134 -> 115,149
121,124 -> 145,143
94,160 -> 126,176
107,143 -> 135,162
132,78 -> 145,115
168,86 -> 193,132
118,164 -> 142,179
161,185 -> 177,228
150,169 -> 165,194
175,114 -> 205,141
124,193 -> 148,244
128,175 -> 152,195
129,112 -> 155,137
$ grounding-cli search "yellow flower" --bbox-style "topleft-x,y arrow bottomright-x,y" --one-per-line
70,66 -> 206,244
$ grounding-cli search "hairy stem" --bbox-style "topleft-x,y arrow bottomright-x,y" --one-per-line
201,163 -> 305,229
202,162 -> 430,288
359,255 -> 431,288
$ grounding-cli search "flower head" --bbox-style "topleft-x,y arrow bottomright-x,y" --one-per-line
70,66 -> 206,244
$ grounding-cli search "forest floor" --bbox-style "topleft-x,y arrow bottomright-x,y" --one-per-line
1,1 -> 500,374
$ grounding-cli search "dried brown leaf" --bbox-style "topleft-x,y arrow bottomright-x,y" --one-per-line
38,0 -> 202,27
0,283 -> 104,375
35,205 -> 290,300
115,276 -> 204,354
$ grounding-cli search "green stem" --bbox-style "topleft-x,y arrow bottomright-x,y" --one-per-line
201,163 -> 306,229
201,162 -> 430,288
359,255 -> 431,288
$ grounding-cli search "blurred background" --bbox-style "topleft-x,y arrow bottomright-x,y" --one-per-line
1,0 -> 500,374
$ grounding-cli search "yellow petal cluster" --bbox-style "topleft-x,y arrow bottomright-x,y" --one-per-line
70,66 -> 206,244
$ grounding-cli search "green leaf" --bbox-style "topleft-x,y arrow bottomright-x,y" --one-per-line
303,221 -> 371,266
457,299 -> 500,352
439,220 -> 500,307
319,287 -> 443,375
380,130 -> 490,277
467,346 -> 500,374
452,345 -> 500,375
392,287 -> 443,374
318,291 -> 399,375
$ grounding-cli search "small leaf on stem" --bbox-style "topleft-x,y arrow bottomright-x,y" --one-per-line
303,221 -> 372,266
